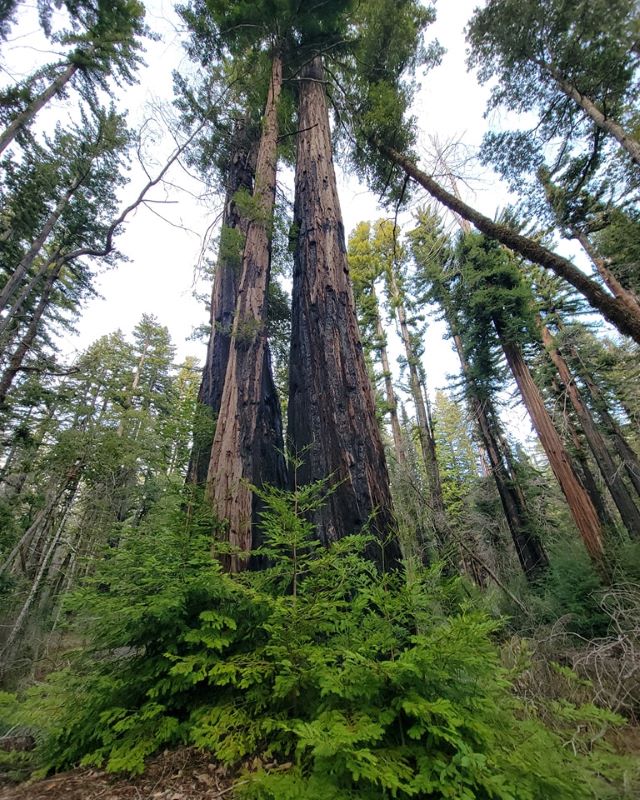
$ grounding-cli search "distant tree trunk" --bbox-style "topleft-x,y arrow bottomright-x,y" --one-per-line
540,322 -> 640,538
187,125 -> 257,485
0,172 -> 84,315
207,54 -> 287,571
385,266 -> 448,548
449,323 -> 548,576
377,143 -> 640,343
0,264 -> 59,406
0,254 -> 58,339
371,284 -> 406,466
565,342 -> 640,498
495,323 -> 604,564
0,60 -> 79,156
288,56 -> 400,569
573,228 -> 640,311
542,61 -> 640,168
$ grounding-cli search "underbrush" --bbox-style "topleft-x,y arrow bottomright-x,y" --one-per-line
1,484 -> 638,798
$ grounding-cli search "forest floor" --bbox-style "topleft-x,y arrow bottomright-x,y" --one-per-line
0,748 -> 239,800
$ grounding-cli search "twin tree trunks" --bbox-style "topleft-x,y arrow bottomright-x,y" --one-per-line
201,55 -> 400,571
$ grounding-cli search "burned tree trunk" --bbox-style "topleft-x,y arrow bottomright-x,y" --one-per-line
287,56 -> 400,569
207,55 -> 286,571
187,124 -> 258,486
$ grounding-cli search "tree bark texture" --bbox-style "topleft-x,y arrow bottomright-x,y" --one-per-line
496,327 -> 604,564
377,143 -> 640,343
541,322 -> 640,538
207,55 -> 287,571
187,126 -> 257,485
288,56 -> 400,569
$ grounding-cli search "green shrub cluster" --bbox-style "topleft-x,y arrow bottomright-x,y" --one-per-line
5,485 -> 630,798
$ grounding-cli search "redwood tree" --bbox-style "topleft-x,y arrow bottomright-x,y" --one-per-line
288,56 -> 400,568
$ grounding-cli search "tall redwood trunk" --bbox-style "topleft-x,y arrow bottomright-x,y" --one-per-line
0,61 -> 79,156
495,324 -> 604,564
377,143 -> 640,343
541,322 -> 640,538
187,129 -> 257,485
288,56 -> 400,568
207,55 -> 286,571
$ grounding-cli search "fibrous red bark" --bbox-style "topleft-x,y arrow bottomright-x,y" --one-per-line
207,55 -> 287,571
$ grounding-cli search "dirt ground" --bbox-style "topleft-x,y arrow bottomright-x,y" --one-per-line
0,748 -> 241,800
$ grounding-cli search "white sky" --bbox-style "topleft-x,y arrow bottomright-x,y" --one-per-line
2,0 -> 583,442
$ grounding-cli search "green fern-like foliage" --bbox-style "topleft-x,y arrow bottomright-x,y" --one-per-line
14,484 -> 632,796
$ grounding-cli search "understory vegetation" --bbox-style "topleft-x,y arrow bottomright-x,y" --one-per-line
2,483 -> 639,798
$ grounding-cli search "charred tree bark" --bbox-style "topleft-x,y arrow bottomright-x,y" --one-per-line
187,126 -> 257,485
288,56 -> 400,569
207,54 -> 287,571
495,324 -> 604,564
541,322 -> 640,538
377,143 -> 640,343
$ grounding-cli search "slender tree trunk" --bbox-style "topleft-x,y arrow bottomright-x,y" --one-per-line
540,322 -> 640,537
495,324 -> 604,564
377,143 -> 640,343
573,228 -> 640,312
0,172 -> 81,315
0,264 -> 58,406
371,285 -> 406,466
385,266 -> 448,546
0,61 -> 79,156
288,56 -> 400,569
207,54 -> 286,571
0,255 -> 56,338
454,335 -> 548,575
567,345 -> 640,498
187,125 -> 257,485
543,62 -> 640,168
